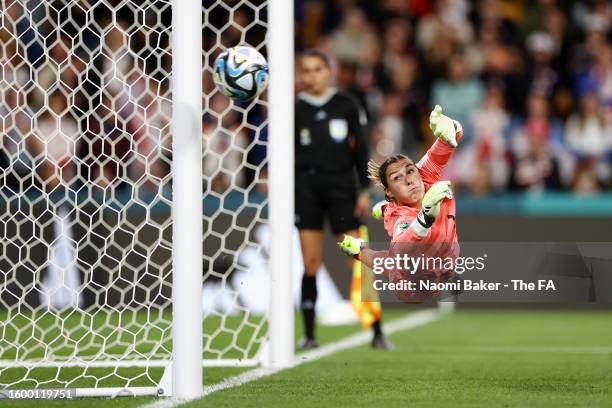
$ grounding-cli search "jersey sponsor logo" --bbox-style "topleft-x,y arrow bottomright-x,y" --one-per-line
394,221 -> 412,235
315,110 -> 327,120
329,118 -> 348,143
299,128 -> 311,146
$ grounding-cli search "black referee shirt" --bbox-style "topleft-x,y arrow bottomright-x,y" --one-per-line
295,88 -> 370,190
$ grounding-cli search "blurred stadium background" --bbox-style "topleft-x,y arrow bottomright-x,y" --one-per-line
294,0 -> 612,303
296,0 -> 612,197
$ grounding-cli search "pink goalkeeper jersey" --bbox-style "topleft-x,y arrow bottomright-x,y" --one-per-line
381,124 -> 463,246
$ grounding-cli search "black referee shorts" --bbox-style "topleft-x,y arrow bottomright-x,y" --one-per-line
295,170 -> 361,235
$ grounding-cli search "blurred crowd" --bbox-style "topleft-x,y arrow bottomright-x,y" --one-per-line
0,1 -> 175,198
0,0 -> 268,198
295,0 -> 612,195
1,0 -> 610,199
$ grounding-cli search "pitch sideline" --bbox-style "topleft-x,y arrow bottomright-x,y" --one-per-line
139,308 -> 441,408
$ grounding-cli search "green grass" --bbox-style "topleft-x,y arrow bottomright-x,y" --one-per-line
0,308 -> 266,391
3,310 -> 612,407
192,310 -> 612,408
0,309 -> 267,361
0,308 -> 377,407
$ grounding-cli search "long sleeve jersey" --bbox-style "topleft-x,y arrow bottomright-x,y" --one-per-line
381,123 -> 464,246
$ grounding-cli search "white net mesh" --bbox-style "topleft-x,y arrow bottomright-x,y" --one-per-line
201,0 -> 268,362
0,0 -> 270,393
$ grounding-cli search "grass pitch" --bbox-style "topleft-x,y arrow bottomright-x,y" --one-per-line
195,309 -> 612,408
4,309 -> 612,407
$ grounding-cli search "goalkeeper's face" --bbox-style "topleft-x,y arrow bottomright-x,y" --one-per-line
384,159 -> 424,206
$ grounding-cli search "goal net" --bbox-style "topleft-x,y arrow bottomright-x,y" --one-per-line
0,0 -> 291,398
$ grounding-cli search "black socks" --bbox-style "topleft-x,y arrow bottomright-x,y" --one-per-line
301,275 -> 317,340
372,318 -> 383,337
302,275 -> 383,341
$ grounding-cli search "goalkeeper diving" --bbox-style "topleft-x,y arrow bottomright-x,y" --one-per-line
338,105 -> 462,303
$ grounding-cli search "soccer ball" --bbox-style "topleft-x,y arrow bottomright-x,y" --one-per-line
213,46 -> 269,102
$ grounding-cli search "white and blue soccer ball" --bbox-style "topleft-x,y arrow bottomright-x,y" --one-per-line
213,46 -> 269,102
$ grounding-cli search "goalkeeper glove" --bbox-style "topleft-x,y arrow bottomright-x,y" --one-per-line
429,105 -> 460,148
412,180 -> 453,235
371,200 -> 386,220
338,234 -> 365,259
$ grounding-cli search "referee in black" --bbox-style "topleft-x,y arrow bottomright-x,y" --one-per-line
295,50 -> 391,350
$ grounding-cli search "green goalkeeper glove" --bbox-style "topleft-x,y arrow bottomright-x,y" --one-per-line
338,234 -> 365,258
371,200 -> 386,220
415,180 -> 453,229
429,105 -> 459,148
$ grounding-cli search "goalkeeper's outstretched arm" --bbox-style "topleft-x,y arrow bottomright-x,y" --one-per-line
417,105 -> 463,184
339,190 -> 449,276
338,105 -> 459,270
337,236 -> 390,276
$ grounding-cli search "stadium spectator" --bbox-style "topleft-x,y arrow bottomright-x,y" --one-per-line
472,0 -> 521,47
575,44 -> 612,118
203,93 -> 247,193
509,92 -> 564,191
525,31 -> 560,98
382,53 -> 427,146
0,44 -> 31,191
464,18 -> 501,75
416,0 -> 473,72
519,0 -> 560,39
329,7 -> 379,66
431,50 -> 485,142
572,160 -> 602,195
541,5 -> 572,67
464,82 -> 511,194
36,33 -> 83,95
572,1 -> 611,35
377,18 -> 413,83
565,92 -> 612,189
30,94 -> 80,190
469,20 -> 523,114
371,92 -> 422,165
569,12 -> 608,76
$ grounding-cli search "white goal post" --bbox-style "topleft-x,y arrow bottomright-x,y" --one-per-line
171,0 -> 203,399
0,0 -> 293,399
267,0 -> 294,370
